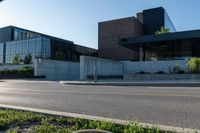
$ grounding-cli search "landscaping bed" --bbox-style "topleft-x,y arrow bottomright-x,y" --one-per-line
0,109 -> 172,133
0,67 -> 34,78
123,74 -> 200,80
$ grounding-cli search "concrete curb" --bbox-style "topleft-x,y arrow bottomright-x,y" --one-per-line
0,104 -> 198,133
60,81 -> 200,87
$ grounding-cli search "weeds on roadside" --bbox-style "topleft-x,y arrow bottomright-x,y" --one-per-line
0,109 -> 196,133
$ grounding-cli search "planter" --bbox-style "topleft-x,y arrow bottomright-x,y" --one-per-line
73,129 -> 112,133
123,74 -> 200,80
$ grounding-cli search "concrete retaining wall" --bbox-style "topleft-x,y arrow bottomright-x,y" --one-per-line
80,56 -> 123,80
80,56 -> 190,80
0,64 -> 33,71
124,74 -> 200,80
123,60 -> 188,74
34,59 -> 80,81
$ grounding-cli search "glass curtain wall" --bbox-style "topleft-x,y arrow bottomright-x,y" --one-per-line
164,12 -> 176,32
5,37 -> 51,64
0,43 -> 4,63
14,28 -> 40,41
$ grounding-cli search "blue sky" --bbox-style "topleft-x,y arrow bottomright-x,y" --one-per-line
0,0 -> 200,49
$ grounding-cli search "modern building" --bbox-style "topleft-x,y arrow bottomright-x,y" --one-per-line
99,7 -> 200,61
0,26 -> 97,64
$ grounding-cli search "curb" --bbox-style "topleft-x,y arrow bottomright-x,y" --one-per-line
0,104 -> 198,133
60,81 -> 200,87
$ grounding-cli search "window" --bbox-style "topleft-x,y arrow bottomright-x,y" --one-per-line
23,40 -> 28,54
29,39 -> 36,53
14,28 -> 41,41
164,12 -> 176,32
6,43 -> 11,55
0,43 -> 4,63
5,37 -> 51,63
35,38 -> 42,53
10,43 -> 16,55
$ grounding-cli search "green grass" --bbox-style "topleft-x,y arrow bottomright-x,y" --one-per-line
0,109 -> 177,133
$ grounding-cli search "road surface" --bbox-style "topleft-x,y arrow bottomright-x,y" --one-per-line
0,80 -> 200,129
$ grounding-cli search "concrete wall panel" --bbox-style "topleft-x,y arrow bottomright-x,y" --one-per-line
80,56 -> 123,80
35,59 -> 80,81
123,60 -> 188,74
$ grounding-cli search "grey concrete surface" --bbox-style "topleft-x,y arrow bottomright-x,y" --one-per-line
0,80 -> 200,129
60,80 -> 200,87
80,56 -> 189,80
80,56 -> 123,80
34,59 -> 80,81
123,59 -> 188,74
124,74 -> 200,81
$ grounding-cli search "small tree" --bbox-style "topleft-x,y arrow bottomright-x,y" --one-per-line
23,54 -> 32,64
155,26 -> 169,35
13,54 -> 21,65
188,58 -> 200,73
55,51 -> 65,60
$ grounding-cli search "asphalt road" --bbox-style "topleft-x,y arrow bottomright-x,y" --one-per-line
0,80 -> 200,129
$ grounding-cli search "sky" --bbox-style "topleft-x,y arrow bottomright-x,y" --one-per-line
0,0 -> 200,49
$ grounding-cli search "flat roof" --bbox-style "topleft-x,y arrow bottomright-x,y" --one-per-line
120,29 -> 200,47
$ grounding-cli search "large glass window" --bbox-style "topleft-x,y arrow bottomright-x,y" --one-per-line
35,38 -> 41,53
10,42 -> 16,55
0,43 -> 4,63
164,12 -> 176,32
14,28 -> 41,41
5,37 -> 51,64
29,39 -> 36,53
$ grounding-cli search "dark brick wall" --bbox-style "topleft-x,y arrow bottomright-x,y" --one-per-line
98,17 -> 143,61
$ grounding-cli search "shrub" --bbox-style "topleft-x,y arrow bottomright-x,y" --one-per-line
155,26 -> 169,35
23,54 -> 32,64
0,67 -> 34,77
154,71 -> 166,74
188,58 -> 200,73
172,64 -> 184,74
12,54 -> 21,65
136,71 -> 151,74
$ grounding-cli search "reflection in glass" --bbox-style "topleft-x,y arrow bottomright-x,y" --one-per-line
5,37 -> 51,64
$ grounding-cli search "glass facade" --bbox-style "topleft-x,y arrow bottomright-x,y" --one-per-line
0,43 -> 4,63
5,37 -> 51,64
14,28 -> 40,41
164,12 -> 176,32
0,26 -> 97,63
143,39 -> 200,61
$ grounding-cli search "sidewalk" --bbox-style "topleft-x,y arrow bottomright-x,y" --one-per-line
60,79 -> 200,87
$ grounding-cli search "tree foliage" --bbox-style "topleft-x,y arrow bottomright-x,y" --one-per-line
155,26 -> 169,35
13,54 -> 21,65
23,54 -> 32,64
188,58 -> 200,73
